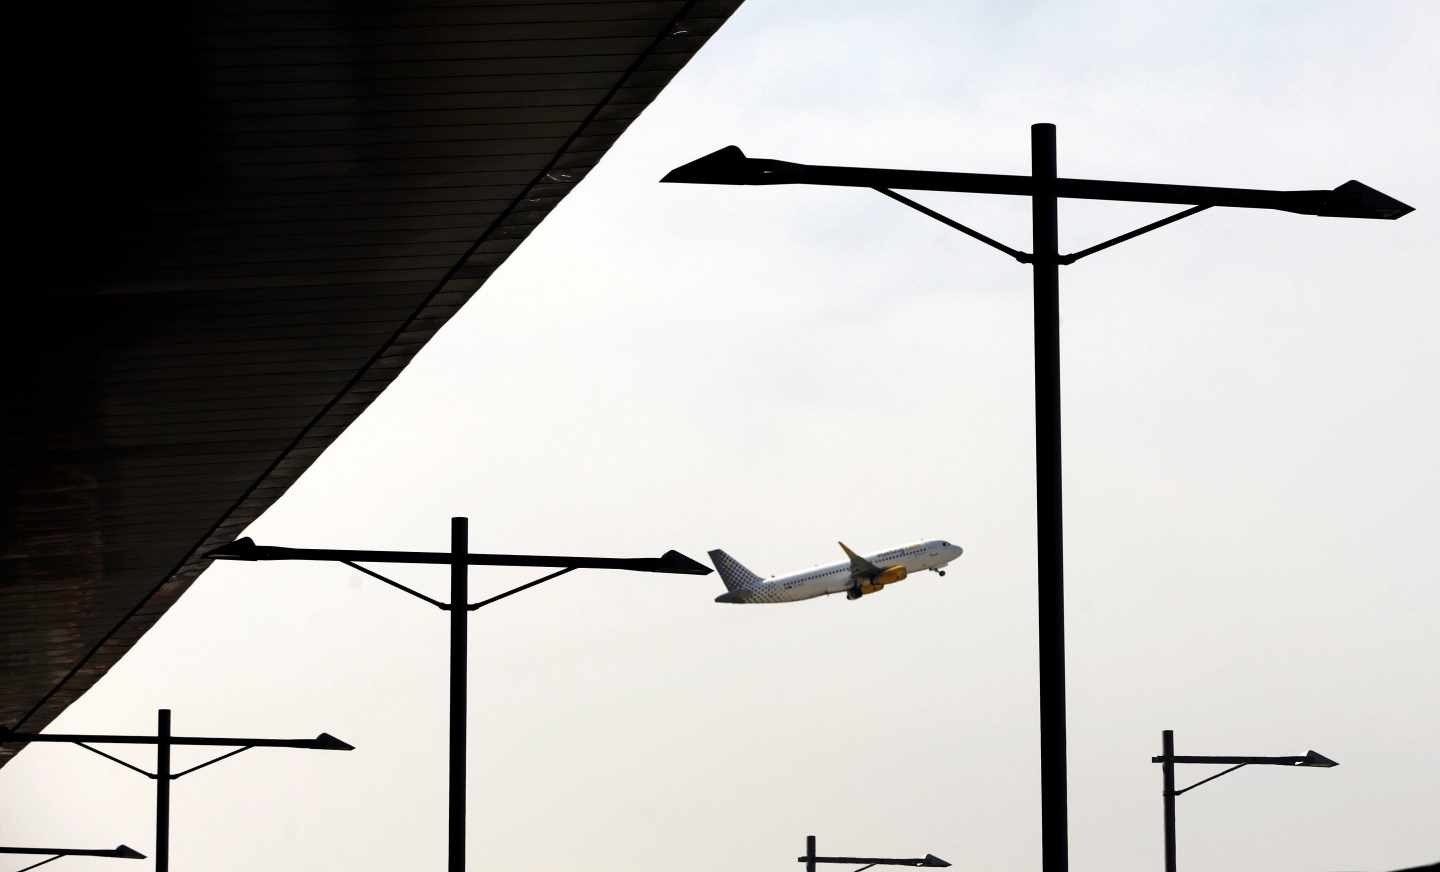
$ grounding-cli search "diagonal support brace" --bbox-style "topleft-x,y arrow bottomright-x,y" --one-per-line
469,567 -> 575,611
343,561 -> 449,610
876,187 -> 1032,263
75,742 -> 156,779
1060,205 -> 1211,264
171,746 -> 252,779
1173,761 -> 1246,796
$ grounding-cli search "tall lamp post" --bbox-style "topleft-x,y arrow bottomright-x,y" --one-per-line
1,844 -> 144,872
663,127 -> 1411,872
0,709 -> 352,872
800,834 -> 951,872
1153,728 -> 1338,872
207,516 -> 711,872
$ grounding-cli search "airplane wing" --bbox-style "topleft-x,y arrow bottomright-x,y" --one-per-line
839,541 -> 882,580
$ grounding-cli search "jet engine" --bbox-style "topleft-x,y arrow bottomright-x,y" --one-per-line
846,565 -> 908,600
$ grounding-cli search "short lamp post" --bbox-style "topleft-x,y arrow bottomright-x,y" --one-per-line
1153,729 -> 1338,872
207,516 -> 711,872
1,844 -> 143,872
799,834 -> 951,872
0,709 -> 352,872
664,128 -> 1409,872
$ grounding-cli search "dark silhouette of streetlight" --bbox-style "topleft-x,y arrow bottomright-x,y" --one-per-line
2,844 -> 143,872
1153,728 -> 1338,872
207,516 -> 711,872
799,835 -> 950,872
664,128 -> 1410,872
0,709 -> 351,872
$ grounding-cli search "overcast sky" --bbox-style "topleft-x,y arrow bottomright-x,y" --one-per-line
4,2 -> 1437,871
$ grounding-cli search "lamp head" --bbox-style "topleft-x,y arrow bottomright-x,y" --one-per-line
206,537 -> 261,560
1317,180 -> 1413,219
113,845 -> 146,859
309,733 -> 355,751
1301,750 -> 1339,768
658,550 -> 713,575
661,146 -> 802,185
920,855 -> 951,868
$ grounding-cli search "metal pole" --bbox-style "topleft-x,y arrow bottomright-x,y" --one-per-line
450,517 -> 468,872
155,708 -> 171,872
1030,121 -> 1068,872
807,835 -> 816,872
1162,730 -> 1177,872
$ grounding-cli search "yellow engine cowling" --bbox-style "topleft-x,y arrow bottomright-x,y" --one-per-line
876,565 -> 908,586
854,566 -> 908,598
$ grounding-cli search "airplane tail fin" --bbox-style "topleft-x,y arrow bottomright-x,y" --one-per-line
707,549 -> 764,593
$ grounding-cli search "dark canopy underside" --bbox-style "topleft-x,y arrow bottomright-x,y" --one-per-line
1,0 -> 741,766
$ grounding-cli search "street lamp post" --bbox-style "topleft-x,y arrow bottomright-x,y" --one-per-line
800,834 -> 951,872
1153,728 -> 1338,872
0,709 -> 352,872
207,516 -> 711,872
663,128 -> 1410,872
1,844 -> 144,872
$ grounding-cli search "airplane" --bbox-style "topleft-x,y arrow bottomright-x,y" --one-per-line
709,539 -> 963,604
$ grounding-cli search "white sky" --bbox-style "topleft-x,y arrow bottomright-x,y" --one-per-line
4,2 -> 1437,871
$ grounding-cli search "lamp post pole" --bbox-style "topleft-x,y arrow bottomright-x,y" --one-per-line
663,128 -> 1408,872
1029,123 -> 1067,867
1161,729 -> 1177,872
449,517 -> 467,872
156,709 -> 171,872
206,518 -> 712,872
1153,729 -> 1338,872
798,835 -> 950,870
0,710 -> 352,871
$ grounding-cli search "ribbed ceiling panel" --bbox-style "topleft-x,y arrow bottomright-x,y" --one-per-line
1,0 -> 743,767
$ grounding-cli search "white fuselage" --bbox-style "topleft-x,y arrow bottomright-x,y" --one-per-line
718,540 -> 962,604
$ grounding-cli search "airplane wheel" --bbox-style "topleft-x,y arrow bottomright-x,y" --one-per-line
938,570 -> 946,577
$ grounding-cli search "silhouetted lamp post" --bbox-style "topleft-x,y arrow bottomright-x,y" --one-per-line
2,844 -> 143,872
800,834 -> 951,872
207,516 -> 711,872
1153,729 -> 1338,872
664,128 -> 1410,872
0,709 -> 351,872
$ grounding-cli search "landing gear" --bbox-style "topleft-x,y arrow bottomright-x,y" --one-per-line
938,569 -> 946,577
